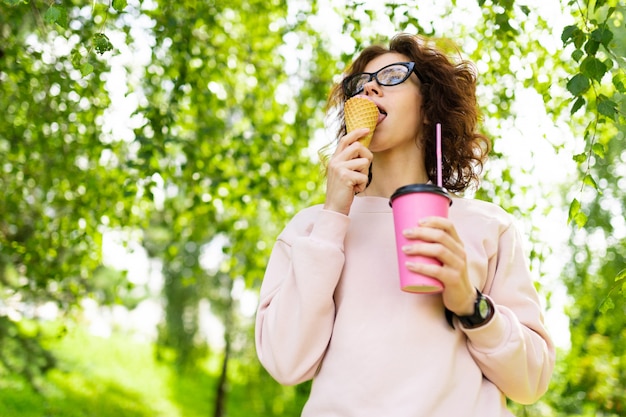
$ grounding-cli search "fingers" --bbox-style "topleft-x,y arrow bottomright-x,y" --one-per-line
401,218 -> 465,270
403,217 -> 457,236
327,128 -> 373,189
322,128 -> 373,215
402,217 -> 461,246
336,128 -> 373,155
329,127 -> 373,168
328,156 -> 370,177
402,217 -> 476,314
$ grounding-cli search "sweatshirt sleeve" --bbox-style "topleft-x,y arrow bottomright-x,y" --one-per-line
460,220 -> 556,404
255,208 -> 349,385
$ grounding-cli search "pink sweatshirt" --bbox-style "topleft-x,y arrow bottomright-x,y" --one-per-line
255,195 -> 555,417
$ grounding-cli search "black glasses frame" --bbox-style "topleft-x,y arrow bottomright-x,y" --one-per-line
342,62 -> 426,98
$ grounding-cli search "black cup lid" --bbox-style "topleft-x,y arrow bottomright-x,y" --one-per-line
389,183 -> 453,207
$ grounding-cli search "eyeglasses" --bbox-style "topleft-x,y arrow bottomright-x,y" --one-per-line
342,62 -> 425,98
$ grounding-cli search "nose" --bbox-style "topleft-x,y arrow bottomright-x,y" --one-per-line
362,78 -> 381,96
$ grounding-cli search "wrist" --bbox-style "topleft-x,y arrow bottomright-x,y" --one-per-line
453,290 -> 479,316
445,289 -> 494,329
323,202 -> 350,216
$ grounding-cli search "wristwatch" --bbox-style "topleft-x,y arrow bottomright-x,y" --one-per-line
458,289 -> 494,329
445,289 -> 494,329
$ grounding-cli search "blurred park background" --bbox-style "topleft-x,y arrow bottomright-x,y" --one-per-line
1,0 -> 625,416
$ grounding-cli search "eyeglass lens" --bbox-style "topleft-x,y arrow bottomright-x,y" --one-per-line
345,63 -> 412,97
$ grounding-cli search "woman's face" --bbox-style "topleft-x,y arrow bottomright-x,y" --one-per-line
358,52 -> 425,153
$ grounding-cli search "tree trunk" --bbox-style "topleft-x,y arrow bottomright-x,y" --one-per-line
213,334 -> 231,417
213,286 -> 234,417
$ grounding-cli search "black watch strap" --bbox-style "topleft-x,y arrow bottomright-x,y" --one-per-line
445,289 -> 494,329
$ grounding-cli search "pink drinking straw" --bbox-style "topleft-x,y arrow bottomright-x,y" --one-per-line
436,123 -> 442,187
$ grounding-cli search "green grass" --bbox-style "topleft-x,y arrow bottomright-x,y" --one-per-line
0,328 -> 216,417
0,327 -> 307,417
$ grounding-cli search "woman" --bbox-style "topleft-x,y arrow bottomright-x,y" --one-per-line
255,33 -> 555,416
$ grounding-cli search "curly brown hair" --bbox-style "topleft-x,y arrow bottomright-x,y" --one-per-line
325,33 -> 491,193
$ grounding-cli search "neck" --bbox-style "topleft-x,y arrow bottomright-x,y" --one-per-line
363,149 -> 429,198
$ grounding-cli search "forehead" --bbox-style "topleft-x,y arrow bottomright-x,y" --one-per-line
363,52 -> 411,72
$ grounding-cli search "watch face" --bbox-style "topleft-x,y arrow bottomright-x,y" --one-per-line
478,297 -> 489,319
457,292 -> 493,329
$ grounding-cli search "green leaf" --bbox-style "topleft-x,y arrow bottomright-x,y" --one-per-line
591,24 -> 613,47
597,97 -> 617,119
574,211 -> 588,228
570,96 -> 585,114
81,63 -> 94,77
567,73 -> 590,96
583,126 -> 595,144
93,33 -> 113,55
606,7 -> 616,19
3,0 -> 28,5
571,49 -> 584,62
568,198 -> 581,225
599,296 -> 614,314
594,0 -> 607,12
572,152 -> 587,163
591,142 -> 605,158
44,5 -> 68,29
600,269 -> 626,313
71,50 -> 83,68
583,174 -> 600,192
573,29 -> 587,49
112,0 -> 128,12
584,39 -> 600,56
612,73 -> 626,93
580,56 -> 607,82
520,5 -> 530,15
561,24 -> 579,45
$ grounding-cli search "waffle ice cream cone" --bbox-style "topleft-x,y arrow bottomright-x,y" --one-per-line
344,96 -> 379,148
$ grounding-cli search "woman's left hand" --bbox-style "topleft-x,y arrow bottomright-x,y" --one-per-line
401,217 -> 476,316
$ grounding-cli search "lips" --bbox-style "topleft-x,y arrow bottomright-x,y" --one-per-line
376,105 -> 387,124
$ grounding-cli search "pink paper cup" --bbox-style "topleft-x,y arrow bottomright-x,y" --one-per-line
389,184 -> 452,294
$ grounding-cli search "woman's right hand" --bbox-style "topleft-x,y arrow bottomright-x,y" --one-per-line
323,128 -> 373,216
